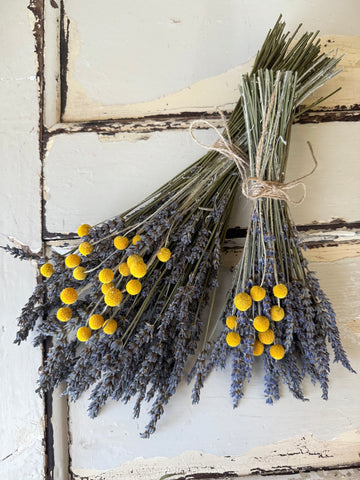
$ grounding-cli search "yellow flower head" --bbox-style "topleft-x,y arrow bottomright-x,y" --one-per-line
104,288 -> 123,307
157,247 -> 171,262
253,315 -> 270,332
250,285 -> 266,302
273,283 -> 288,299
65,254 -> 81,269
270,305 -> 285,322
60,287 -> 78,305
270,344 -> 285,360
98,268 -> 114,284
226,315 -> 237,330
130,261 -> 147,279
77,326 -> 91,342
253,340 -> 264,356
132,234 -> 142,246
73,266 -> 87,281
126,279 -> 142,295
226,331 -> 241,347
79,241 -> 94,256
101,282 -> 114,294
56,307 -> 72,322
127,254 -> 143,267
114,236 -> 129,250
40,263 -> 54,278
103,319 -> 117,335
118,262 -> 130,276
89,314 -> 104,330
77,224 -> 91,237
234,292 -> 252,311
258,329 -> 275,345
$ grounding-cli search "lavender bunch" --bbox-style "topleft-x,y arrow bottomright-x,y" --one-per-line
189,69 -> 355,407
9,18 -> 347,436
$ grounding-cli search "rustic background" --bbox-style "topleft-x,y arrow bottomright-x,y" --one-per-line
0,1 -> 359,479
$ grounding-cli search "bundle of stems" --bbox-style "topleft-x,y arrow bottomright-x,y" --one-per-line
7,17 -> 346,437
189,69 -> 354,407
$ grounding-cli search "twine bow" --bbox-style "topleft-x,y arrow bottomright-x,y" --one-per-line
190,110 -> 318,206
189,109 -> 249,179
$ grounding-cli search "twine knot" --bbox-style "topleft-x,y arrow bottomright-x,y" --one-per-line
242,177 -> 305,205
242,141 -> 318,205
190,109 -> 317,205
189,109 -> 249,179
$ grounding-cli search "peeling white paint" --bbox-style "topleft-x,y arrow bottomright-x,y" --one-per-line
98,131 -> 153,143
0,3 -> 45,479
63,11 -> 360,122
45,122 -> 360,234
72,429 -> 360,480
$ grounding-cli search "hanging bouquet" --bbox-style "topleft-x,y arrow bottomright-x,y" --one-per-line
4,17 -> 353,437
189,69 -> 355,407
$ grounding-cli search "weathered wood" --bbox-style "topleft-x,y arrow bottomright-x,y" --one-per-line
43,122 -> 360,236
72,468 -> 360,480
4,2 -> 358,478
57,0 -> 360,123
70,431 -> 360,479
0,2 -> 45,479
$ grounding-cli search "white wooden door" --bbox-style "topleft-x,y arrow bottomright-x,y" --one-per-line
1,1 -> 360,479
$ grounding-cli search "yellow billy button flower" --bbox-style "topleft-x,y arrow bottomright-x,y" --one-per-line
253,340 -> 264,356
78,241 -> 94,256
126,279 -> 142,295
258,329 -> 275,345
60,287 -> 78,305
270,305 -> 285,322
114,236 -> 129,250
77,224 -> 91,237
56,307 -> 72,322
104,288 -> 123,307
118,262 -> 130,276
98,268 -> 114,284
89,314 -> 104,330
226,315 -> 237,330
77,326 -> 91,342
250,285 -> 266,301
226,331 -> 241,347
73,266 -> 87,280
234,292 -> 252,311
65,254 -> 81,268
157,247 -> 171,262
270,344 -> 285,360
127,254 -> 142,267
101,282 -> 114,294
130,261 -> 147,279
103,319 -> 117,335
40,263 -> 54,278
253,316 -> 270,332
132,234 -> 142,245
273,283 -> 288,299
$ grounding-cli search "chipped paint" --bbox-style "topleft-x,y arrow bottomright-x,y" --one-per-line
97,131 -> 153,143
221,239 -> 360,268
61,31 -> 360,123
70,430 -> 360,480
59,0 -> 70,119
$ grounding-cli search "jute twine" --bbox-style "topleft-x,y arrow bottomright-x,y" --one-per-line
189,109 -> 317,205
189,109 -> 249,180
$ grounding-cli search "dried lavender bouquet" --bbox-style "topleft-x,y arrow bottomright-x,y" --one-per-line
6,18 -> 345,437
189,69 -> 355,407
